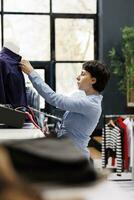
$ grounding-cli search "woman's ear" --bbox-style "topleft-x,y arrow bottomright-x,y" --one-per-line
91,77 -> 96,84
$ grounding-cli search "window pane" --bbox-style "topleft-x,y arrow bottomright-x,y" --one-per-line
35,69 -> 45,109
4,15 -> 50,61
56,63 -> 82,95
4,0 -> 50,12
24,69 -> 45,109
56,19 -> 94,61
53,0 -> 96,14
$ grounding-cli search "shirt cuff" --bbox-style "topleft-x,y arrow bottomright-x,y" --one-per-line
28,70 -> 37,79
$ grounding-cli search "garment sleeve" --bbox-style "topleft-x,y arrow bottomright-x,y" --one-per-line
28,71 -> 98,114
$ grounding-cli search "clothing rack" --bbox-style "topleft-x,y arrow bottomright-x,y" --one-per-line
103,114 -> 134,129
103,114 -> 134,180
104,114 -> 134,118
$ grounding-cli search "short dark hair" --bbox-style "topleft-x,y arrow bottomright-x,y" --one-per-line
82,60 -> 110,92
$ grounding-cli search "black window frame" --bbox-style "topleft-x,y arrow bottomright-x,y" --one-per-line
0,0 -> 98,114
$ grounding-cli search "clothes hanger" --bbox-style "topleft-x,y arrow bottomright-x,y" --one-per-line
107,119 -> 116,127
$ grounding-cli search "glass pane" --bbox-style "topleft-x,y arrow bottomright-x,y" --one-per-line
56,63 -> 82,95
4,0 -> 50,12
4,15 -> 50,61
53,0 -> 96,14
24,69 -> 45,109
56,19 -> 94,61
35,69 -> 45,109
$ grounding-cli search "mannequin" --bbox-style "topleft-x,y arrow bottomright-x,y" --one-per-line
4,41 -> 20,54
0,41 -> 27,106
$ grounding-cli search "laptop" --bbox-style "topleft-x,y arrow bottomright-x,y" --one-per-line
0,105 -> 25,128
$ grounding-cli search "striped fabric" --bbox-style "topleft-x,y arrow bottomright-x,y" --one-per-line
102,124 -> 123,174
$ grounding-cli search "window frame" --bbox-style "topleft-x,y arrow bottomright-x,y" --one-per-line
0,0 -> 98,113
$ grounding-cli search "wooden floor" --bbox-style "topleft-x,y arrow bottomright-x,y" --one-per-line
92,136 -> 102,143
88,135 -> 102,162
89,147 -> 101,159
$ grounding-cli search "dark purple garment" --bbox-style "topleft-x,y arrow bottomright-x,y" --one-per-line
0,47 -> 27,107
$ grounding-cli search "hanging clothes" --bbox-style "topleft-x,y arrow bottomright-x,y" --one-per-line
116,117 -> 129,171
123,117 -> 133,167
102,123 -> 123,174
0,47 -> 27,107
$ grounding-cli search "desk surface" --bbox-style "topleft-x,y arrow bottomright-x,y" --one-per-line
0,124 -> 44,140
37,179 -> 134,200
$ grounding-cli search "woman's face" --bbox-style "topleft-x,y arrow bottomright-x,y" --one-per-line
76,69 -> 96,92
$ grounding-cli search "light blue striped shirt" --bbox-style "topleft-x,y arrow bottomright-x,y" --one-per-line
29,71 -> 103,159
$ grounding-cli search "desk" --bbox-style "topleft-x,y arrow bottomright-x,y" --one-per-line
0,124 -> 44,141
37,179 -> 134,200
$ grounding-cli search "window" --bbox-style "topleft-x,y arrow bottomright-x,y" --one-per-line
4,15 -> 50,60
53,0 -> 96,13
56,19 -> 94,61
56,63 -> 82,95
0,0 -> 98,113
4,0 -> 49,13
24,69 -> 45,108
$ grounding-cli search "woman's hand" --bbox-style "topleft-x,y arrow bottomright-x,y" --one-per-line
20,59 -> 34,75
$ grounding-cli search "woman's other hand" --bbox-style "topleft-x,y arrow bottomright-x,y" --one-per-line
20,59 -> 34,75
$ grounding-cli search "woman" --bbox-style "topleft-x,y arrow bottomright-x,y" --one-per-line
20,60 -> 110,159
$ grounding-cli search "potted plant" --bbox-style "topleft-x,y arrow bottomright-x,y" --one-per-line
109,26 -> 134,106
